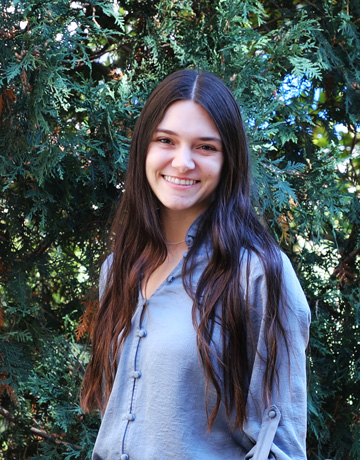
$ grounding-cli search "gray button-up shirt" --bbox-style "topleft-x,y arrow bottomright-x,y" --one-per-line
92,220 -> 310,460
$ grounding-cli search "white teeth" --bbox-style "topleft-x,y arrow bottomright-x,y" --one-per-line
163,175 -> 198,186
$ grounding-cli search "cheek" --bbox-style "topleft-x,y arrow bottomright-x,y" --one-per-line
144,156 -> 154,196
210,156 -> 224,185
146,147 -> 168,177
145,149 -> 154,180
145,149 -> 162,192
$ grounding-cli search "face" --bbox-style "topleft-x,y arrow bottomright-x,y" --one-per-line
145,100 -> 224,221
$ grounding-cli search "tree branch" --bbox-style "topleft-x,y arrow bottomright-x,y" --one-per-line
72,41 -> 133,69
0,405 -> 82,451
0,405 -> 15,421
332,246 -> 360,280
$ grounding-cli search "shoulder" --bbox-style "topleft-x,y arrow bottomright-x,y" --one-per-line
243,249 -> 311,329
100,253 -> 114,274
99,253 -> 114,301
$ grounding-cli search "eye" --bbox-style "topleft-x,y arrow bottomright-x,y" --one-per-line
157,137 -> 172,144
199,144 -> 217,152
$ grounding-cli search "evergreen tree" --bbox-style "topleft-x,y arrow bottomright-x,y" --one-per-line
0,1 -> 359,458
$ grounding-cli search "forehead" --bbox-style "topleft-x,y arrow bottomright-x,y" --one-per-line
156,100 -> 220,138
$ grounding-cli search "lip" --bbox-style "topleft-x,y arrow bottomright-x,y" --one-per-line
162,175 -> 200,186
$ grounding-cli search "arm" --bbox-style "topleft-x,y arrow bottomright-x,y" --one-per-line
243,252 -> 311,460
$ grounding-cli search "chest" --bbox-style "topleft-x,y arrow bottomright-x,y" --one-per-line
141,245 -> 186,300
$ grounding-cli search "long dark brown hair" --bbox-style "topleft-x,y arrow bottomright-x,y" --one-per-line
81,69 -> 286,430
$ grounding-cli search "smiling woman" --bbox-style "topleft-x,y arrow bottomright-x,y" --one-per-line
80,69 -> 310,460
146,100 -> 224,223
143,100 -> 224,300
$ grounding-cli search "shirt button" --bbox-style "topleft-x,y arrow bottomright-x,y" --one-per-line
121,454 -> 129,460
167,275 -> 174,283
126,413 -> 135,421
268,409 -> 277,419
132,370 -> 142,379
186,236 -> 194,247
138,329 -> 147,337
183,251 -> 188,258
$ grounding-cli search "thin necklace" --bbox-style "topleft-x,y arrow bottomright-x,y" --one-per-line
166,239 -> 185,245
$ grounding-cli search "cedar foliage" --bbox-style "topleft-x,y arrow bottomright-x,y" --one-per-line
0,0 -> 359,458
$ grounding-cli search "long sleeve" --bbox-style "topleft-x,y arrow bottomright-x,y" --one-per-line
93,236 -> 310,460
243,252 -> 311,460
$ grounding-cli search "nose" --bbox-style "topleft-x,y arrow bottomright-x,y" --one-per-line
171,144 -> 195,172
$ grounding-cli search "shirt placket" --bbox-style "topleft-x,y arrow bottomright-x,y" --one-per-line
120,300 -> 148,460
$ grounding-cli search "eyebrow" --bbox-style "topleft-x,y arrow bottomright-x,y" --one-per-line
155,128 -> 222,143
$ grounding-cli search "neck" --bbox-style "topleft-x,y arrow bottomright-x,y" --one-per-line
160,208 -> 201,244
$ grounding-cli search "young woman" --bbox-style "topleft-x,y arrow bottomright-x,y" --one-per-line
81,69 -> 311,460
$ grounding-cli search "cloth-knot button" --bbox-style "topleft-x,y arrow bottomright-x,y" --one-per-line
268,409 -> 276,419
138,329 -> 147,337
132,370 -> 142,379
186,236 -> 194,247
121,454 -> 129,460
167,275 -> 174,283
126,413 -> 135,421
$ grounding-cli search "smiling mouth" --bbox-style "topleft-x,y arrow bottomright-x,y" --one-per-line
163,175 -> 199,186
